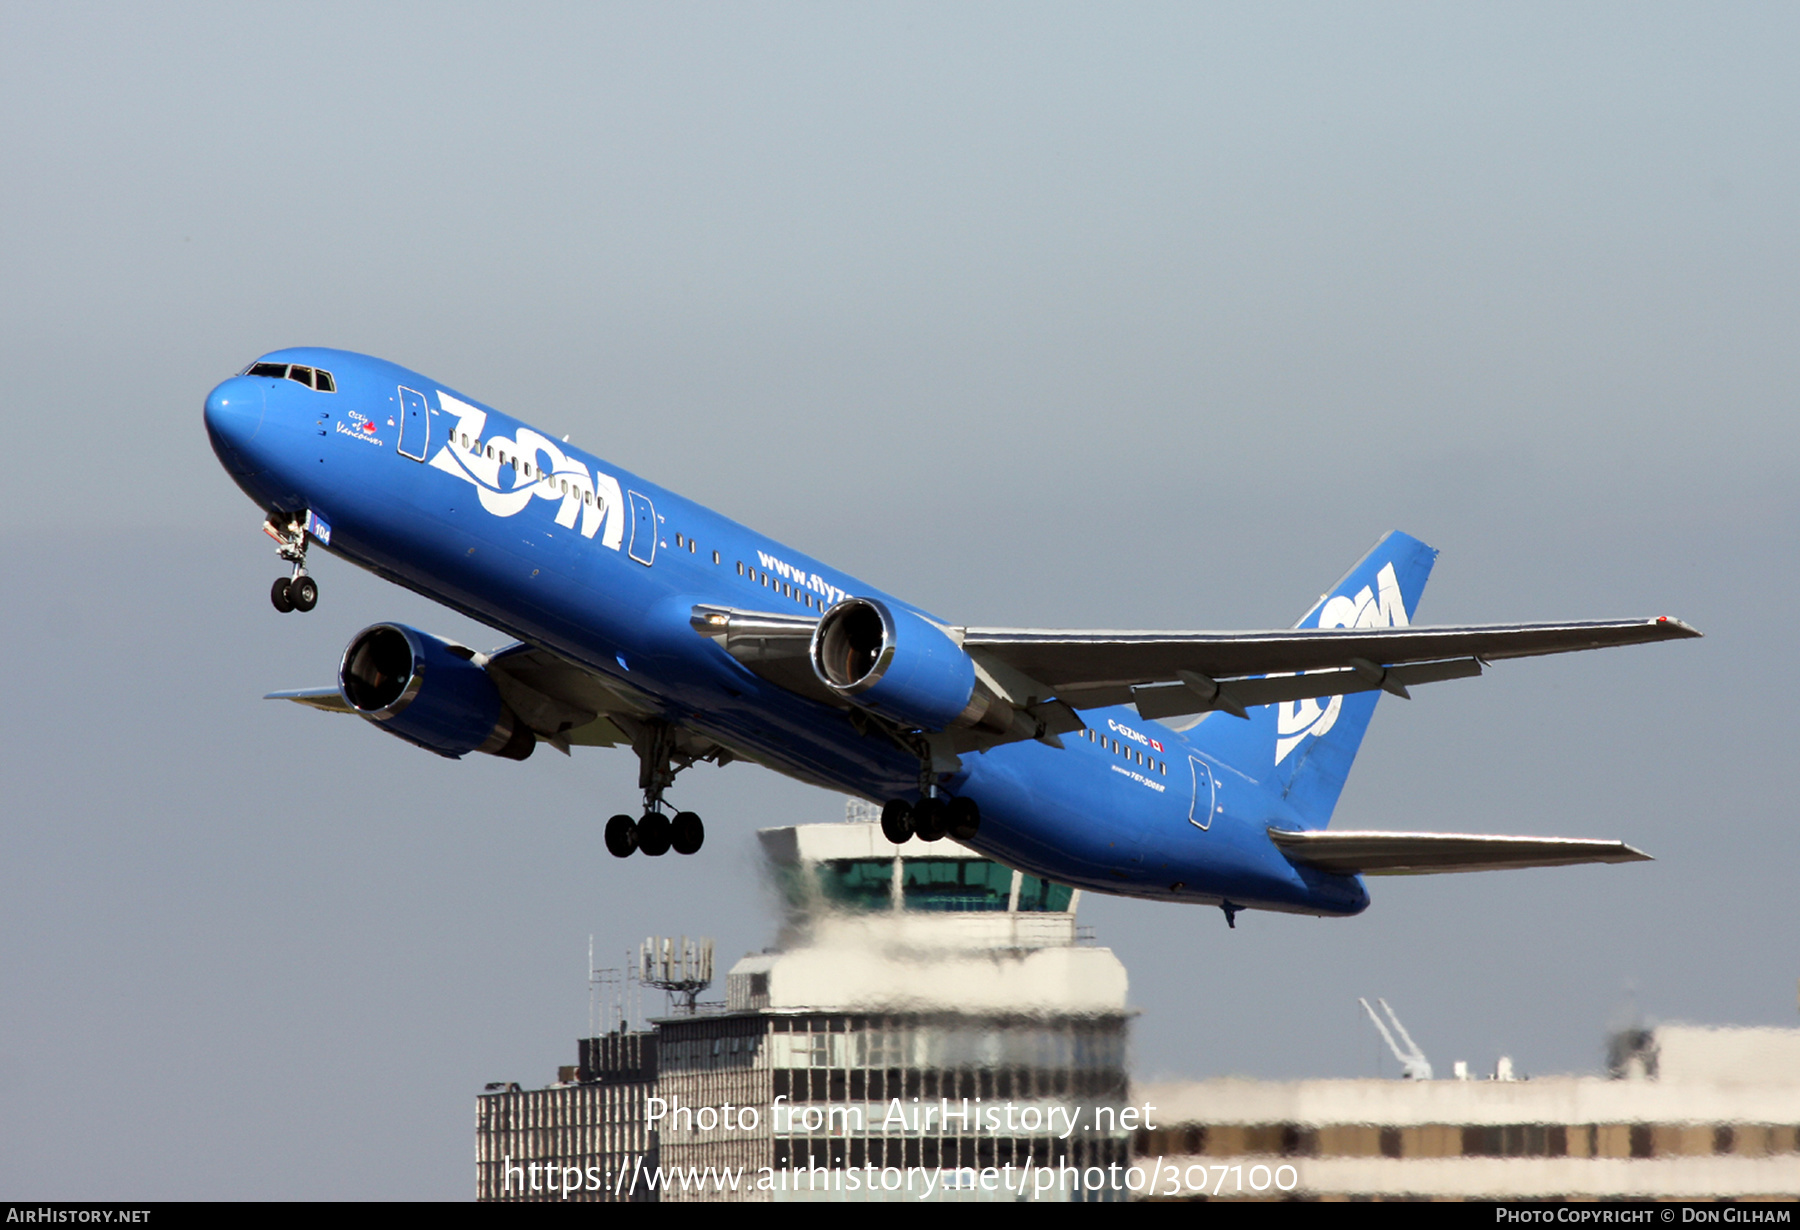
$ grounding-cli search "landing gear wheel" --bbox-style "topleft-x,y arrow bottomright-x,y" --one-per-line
946,797 -> 981,842
270,577 -> 294,613
637,811 -> 672,857
605,814 -> 638,858
879,798 -> 913,844
912,797 -> 949,842
671,811 -> 705,855
288,574 -> 318,612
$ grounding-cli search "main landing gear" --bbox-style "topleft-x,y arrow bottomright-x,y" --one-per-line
875,738 -> 982,845
264,513 -> 319,614
878,794 -> 980,845
606,720 -> 706,859
606,810 -> 704,859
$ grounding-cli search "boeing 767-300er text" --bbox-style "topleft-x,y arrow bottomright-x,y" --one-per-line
204,349 -> 1698,925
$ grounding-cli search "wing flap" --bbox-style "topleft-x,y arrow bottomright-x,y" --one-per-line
483,642 -> 643,747
1268,828 -> 1653,876
1130,657 -> 1484,720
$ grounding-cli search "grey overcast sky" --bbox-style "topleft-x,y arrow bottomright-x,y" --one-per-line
3,2 -> 1797,1199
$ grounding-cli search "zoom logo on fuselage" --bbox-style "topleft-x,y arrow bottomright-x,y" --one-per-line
427,392 -> 625,549
1275,562 -> 1411,765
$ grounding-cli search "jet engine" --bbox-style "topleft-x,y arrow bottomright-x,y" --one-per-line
810,597 -> 1010,733
338,623 -> 536,760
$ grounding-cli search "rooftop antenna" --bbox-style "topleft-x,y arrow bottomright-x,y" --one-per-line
1360,997 -> 1433,1080
639,935 -> 714,1016
588,935 -> 627,1034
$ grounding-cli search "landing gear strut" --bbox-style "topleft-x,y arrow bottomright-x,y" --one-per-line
605,720 -> 707,859
264,513 -> 318,613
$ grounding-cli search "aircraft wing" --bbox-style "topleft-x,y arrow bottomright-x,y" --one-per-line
960,617 -> 1700,718
684,604 -> 1699,723
479,642 -> 640,749
1268,828 -> 1653,876
267,642 -> 652,752
265,687 -> 354,713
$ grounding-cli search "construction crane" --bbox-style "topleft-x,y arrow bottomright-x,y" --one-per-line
1360,997 -> 1433,1080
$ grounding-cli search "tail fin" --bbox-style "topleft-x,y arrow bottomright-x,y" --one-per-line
1190,531 -> 1438,828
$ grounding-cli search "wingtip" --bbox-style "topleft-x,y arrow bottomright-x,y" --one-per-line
1654,616 -> 1703,638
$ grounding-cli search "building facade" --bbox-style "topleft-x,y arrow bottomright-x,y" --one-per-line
476,812 -> 1132,1202
1133,1027 -> 1800,1201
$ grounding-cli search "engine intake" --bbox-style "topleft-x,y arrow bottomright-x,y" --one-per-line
811,597 -> 1009,733
338,624 -> 535,760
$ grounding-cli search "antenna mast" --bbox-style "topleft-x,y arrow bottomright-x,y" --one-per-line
639,935 -> 714,1016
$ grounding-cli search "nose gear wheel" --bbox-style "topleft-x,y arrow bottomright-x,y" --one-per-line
264,513 -> 320,613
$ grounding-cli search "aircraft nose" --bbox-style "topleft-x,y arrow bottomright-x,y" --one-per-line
204,376 -> 266,474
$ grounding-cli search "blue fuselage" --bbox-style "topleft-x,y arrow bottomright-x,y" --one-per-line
204,347 -> 1369,918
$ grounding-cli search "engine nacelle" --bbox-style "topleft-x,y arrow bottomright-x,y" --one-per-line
810,597 -> 1009,732
338,623 -> 535,760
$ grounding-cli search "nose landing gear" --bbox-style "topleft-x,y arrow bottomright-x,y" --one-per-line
264,513 -> 319,613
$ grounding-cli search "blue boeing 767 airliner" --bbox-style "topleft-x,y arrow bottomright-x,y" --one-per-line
204,348 -> 1698,925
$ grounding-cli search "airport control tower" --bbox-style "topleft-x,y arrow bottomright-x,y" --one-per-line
476,800 -> 1132,1202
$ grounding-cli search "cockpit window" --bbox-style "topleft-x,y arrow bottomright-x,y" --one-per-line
241,361 -> 336,391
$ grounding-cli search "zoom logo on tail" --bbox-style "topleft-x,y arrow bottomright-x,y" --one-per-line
1275,562 -> 1410,765
427,391 -> 626,549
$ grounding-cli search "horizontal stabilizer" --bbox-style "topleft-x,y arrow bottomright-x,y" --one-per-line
1268,828 -> 1652,876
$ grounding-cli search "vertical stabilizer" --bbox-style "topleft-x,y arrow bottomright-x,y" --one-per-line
1190,531 -> 1437,827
